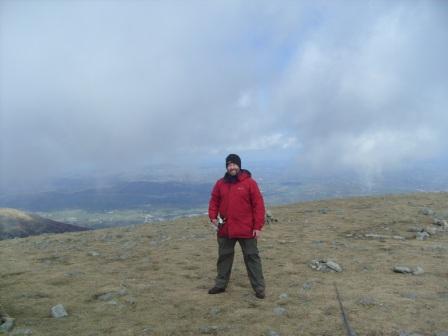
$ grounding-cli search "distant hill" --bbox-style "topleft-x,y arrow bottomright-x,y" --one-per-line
0,208 -> 90,240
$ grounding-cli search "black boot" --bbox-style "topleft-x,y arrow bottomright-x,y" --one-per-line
208,287 -> 226,294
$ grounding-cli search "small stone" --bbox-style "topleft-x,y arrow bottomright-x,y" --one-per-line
399,331 -> 424,336
420,207 -> 434,216
87,251 -> 100,257
402,292 -> 417,300
199,325 -> 218,334
51,304 -> 68,318
309,260 -> 322,271
412,266 -> 424,275
97,293 -> 115,301
0,317 -> 15,332
416,231 -> 430,240
279,293 -> 289,300
365,233 -> 388,239
433,218 -> 447,226
393,266 -> 412,274
209,307 -> 221,316
124,296 -> 136,305
425,227 -> 438,235
434,332 -> 448,336
358,296 -> 376,306
273,307 -> 288,316
265,211 -> 278,224
265,329 -> 280,336
142,326 -> 154,336
326,260 -> 342,272
302,282 -> 313,291
318,208 -> 328,214
10,328 -> 33,335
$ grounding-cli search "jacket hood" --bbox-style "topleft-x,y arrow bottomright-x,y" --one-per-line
223,169 -> 252,183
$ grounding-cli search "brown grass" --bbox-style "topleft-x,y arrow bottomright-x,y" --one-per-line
1,192 -> 448,335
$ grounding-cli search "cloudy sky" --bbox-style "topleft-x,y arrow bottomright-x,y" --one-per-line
1,0 -> 447,191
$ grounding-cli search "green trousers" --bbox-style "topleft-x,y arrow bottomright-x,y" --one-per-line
214,236 -> 265,291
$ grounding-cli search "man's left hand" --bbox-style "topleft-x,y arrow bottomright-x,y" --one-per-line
253,230 -> 261,239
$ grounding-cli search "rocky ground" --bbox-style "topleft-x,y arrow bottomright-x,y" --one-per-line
1,192 -> 448,336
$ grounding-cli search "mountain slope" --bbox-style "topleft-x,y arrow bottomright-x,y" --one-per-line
0,192 -> 447,335
0,208 -> 90,239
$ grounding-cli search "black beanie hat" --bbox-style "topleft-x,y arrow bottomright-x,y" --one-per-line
226,154 -> 241,168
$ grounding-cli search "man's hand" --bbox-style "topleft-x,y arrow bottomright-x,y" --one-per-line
211,219 -> 219,231
253,229 -> 261,239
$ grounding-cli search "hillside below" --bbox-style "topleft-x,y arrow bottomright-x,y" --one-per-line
1,192 -> 447,335
0,208 -> 90,240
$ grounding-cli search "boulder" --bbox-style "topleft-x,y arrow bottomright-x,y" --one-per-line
51,304 -> 68,318
0,317 -> 15,333
393,266 -> 412,274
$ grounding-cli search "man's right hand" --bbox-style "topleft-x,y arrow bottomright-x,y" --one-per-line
211,219 -> 219,231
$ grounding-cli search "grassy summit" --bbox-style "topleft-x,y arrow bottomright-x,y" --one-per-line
1,192 -> 447,335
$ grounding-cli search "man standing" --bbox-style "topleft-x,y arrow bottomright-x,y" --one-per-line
208,154 -> 266,299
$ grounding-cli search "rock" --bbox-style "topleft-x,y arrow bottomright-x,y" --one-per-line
420,207 -> 434,216
412,266 -> 425,275
199,325 -> 218,334
365,233 -> 384,239
399,331 -> 424,336
309,259 -> 342,272
279,293 -> 289,300
266,211 -> 278,224
95,288 -> 128,301
416,231 -> 430,240
426,227 -> 438,235
318,208 -> 328,214
310,260 -> 322,271
51,304 -> 68,318
433,218 -> 448,228
0,317 -> 15,332
64,271 -> 84,278
124,296 -> 136,305
326,260 -> 342,272
401,292 -> 417,300
10,328 -> 33,335
394,265 -> 423,275
393,266 -> 412,274
265,329 -> 280,336
87,251 -> 100,257
434,332 -> 448,336
273,307 -> 288,316
209,307 -> 221,317
437,292 -> 448,300
392,235 -> 406,240
358,296 -> 376,306
302,282 -> 313,291
141,326 -> 154,336
97,293 -> 115,301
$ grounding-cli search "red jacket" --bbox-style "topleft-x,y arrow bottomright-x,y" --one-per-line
208,169 -> 265,238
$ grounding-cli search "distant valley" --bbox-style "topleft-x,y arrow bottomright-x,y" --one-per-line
1,163 -> 448,229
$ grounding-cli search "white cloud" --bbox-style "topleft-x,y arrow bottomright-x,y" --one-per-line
0,1 -> 447,190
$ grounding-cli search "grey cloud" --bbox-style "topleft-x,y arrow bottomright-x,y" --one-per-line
1,1 -> 447,191
272,1 -> 448,176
